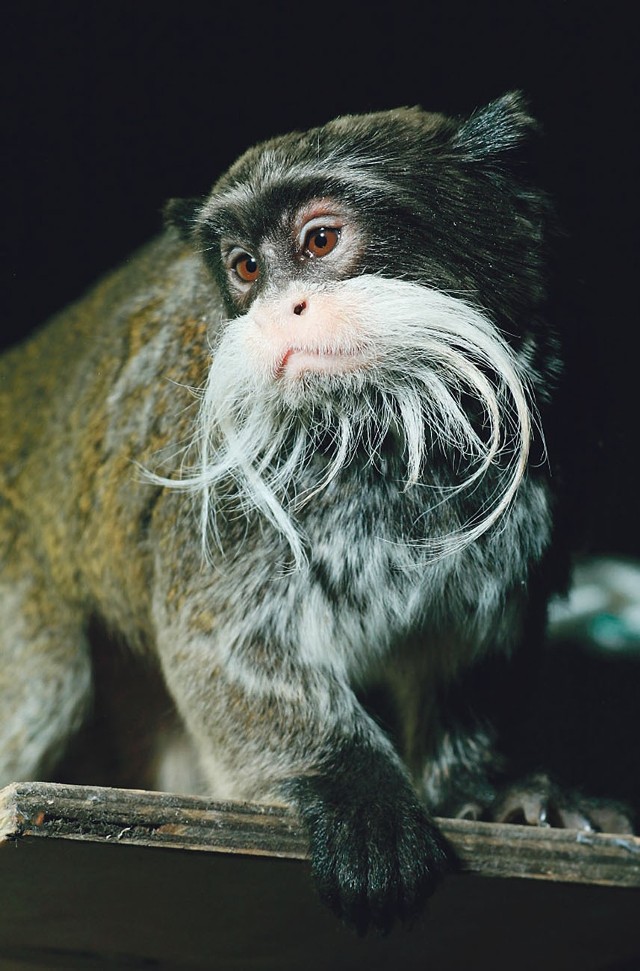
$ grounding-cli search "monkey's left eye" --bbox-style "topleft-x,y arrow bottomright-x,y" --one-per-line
303,227 -> 340,258
233,253 -> 260,283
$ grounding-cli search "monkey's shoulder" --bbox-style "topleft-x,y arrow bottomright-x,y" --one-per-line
1,233 -> 220,488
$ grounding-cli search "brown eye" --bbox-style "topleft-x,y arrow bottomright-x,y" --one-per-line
234,253 -> 260,283
304,227 -> 340,258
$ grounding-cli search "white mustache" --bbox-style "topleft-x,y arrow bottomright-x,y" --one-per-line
148,275 -> 537,569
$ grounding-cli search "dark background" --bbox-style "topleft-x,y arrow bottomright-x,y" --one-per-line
3,1 -> 638,557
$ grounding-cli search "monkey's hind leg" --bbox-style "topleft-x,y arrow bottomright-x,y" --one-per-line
0,551 -> 92,786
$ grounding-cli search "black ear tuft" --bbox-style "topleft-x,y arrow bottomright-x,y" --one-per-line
163,197 -> 204,239
453,91 -> 539,162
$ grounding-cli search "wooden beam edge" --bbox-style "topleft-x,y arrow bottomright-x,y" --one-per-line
2,781 -> 640,887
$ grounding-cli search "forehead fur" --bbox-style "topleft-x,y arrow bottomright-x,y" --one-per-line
164,92 -> 538,243
211,106 -> 455,202
214,92 -> 536,193
199,93 -> 537,232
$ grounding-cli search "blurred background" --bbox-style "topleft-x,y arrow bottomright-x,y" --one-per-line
3,1 -> 637,562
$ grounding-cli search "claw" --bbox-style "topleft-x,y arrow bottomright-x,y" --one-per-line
489,773 -> 635,834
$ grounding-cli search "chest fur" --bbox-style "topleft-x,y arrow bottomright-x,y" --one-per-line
206,466 -> 553,684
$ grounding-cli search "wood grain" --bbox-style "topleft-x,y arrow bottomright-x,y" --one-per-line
2,781 -> 640,885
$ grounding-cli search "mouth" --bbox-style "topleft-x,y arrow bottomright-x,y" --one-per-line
276,346 -> 367,379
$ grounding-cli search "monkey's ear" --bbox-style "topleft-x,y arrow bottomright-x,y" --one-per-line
452,91 -> 539,163
163,197 -> 204,239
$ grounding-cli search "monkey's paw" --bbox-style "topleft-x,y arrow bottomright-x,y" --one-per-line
285,754 -> 449,934
489,772 -> 635,834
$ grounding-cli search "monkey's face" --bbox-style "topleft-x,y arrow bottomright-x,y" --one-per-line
169,95 -> 549,328
209,192 -> 373,406
162,95 -> 555,561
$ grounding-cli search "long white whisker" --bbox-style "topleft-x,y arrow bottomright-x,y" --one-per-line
143,275 -> 538,568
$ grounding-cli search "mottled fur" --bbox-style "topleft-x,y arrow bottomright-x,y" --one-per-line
1,94 -> 562,931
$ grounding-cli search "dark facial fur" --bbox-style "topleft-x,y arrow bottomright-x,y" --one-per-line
170,95 -> 552,343
0,93 -> 568,933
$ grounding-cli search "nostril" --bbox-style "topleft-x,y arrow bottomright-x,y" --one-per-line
293,300 -> 307,316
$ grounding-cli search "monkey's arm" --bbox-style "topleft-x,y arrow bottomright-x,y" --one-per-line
148,542 -> 448,934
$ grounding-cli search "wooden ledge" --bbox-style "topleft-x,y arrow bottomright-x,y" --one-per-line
2,783 -> 640,970
2,780 -> 639,886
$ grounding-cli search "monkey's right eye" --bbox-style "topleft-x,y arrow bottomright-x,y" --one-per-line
232,253 -> 260,284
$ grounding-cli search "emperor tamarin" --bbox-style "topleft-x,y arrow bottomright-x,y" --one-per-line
1,93 -> 569,931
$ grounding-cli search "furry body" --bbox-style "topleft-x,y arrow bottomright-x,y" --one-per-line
1,94 -> 562,930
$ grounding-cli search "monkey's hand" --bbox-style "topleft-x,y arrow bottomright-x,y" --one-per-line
284,743 -> 449,934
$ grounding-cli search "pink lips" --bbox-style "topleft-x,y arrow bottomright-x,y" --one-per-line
278,348 -> 294,374
276,346 -> 358,379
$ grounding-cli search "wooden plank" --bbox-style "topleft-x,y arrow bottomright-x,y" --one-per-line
2,781 -> 640,886
0,782 -> 307,860
1,783 -> 640,970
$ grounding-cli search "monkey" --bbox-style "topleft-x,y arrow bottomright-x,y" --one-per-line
0,92 -> 593,932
